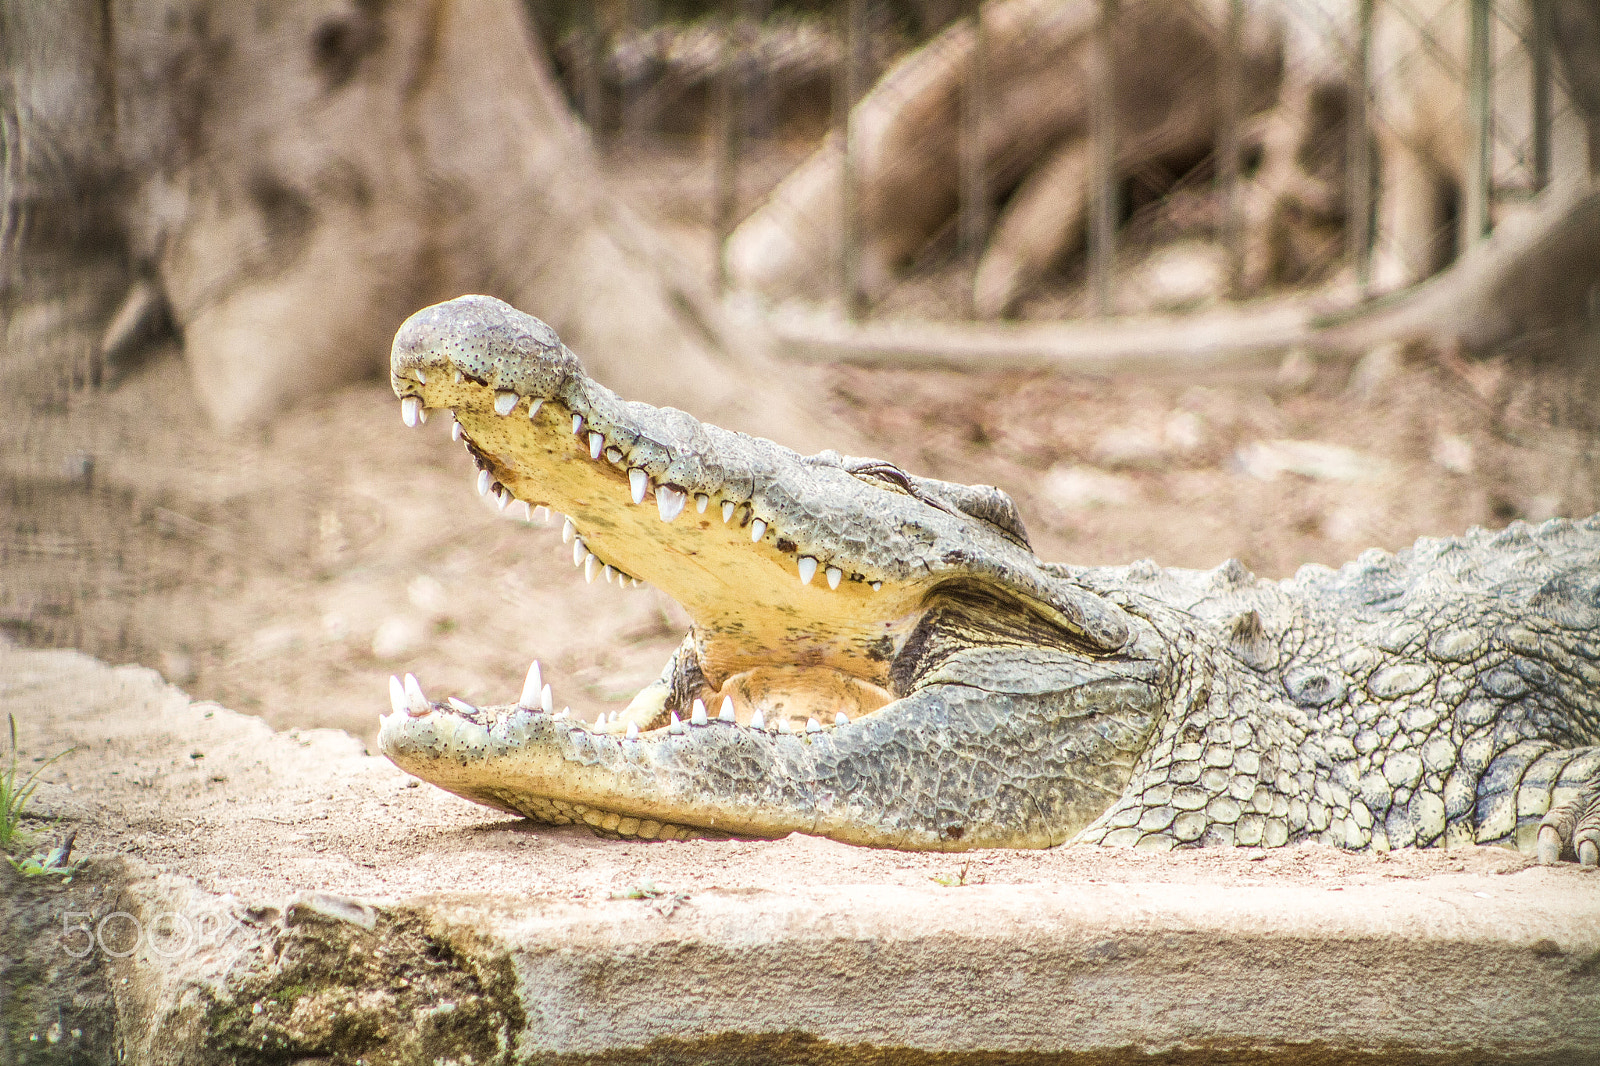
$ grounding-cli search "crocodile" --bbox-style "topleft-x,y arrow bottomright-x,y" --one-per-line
379,295 -> 1600,864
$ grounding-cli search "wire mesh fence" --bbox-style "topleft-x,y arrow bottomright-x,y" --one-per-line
538,0 -> 1586,321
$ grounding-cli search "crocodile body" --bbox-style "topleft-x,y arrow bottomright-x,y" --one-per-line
379,296 -> 1600,862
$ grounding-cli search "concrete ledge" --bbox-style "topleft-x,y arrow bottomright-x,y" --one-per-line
4,640 -> 1598,1064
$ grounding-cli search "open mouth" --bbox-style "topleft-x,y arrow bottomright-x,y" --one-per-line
376,295 -> 1145,848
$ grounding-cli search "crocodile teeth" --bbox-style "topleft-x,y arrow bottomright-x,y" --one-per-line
722,501 -> 735,523
695,493 -> 709,513
835,712 -> 850,726
626,722 -> 639,740
669,712 -> 685,735
628,468 -> 648,504
719,696 -> 736,723
455,371 -> 464,384
750,518 -> 767,542
541,684 -> 553,713
528,399 -> 543,420
871,581 -> 882,592
518,661 -> 543,709
797,556 -> 818,585
451,421 -> 464,442
584,554 -> 600,582
477,470 -> 492,496
572,414 -> 584,435
826,566 -> 842,590
573,537 -> 586,565
562,517 -> 576,544
554,708 -> 568,720
750,709 -> 766,730
588,432 -> 603,460
493,390 -> 519,416
388,675 -> 407,716
401,396 -> 422,427
657,485 -> 688,522
402,673 -> 430,716
533,505 -> 550,524
447,696 -> 477,714
602,564 -> 614,583
414,370 -> 427,385
631,577 -> 643,588
691,699 -> 708,726
806,717 -> 822,734
777,718 -> 792,734
605,446 -> 622,463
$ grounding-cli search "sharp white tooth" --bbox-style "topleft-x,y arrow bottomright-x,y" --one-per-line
592,716 -> 607,734
477,470 -> 492,496
403,673 -> 430,716
750,518 -> 766,542
572,414 -> 584,435
401,396 -> 422,427
631,577 -> 643,588
826,566 -> 842,590
691,699 -> 708,726
494,486 -> 511,511
669,712 -> 685,735
584,554 -> 599,582
797,556 -> 818,585
454,370 -> 464,384
657,485 -> 687,522
451,422 -> 464,442
494,390 -> 519,416
388,675 -> 406,716
695,493 -> 709,513
871,581 -> 882,592
415,370 -> 427,385
528,399 -> 543,420
626,722 -> 639,740
447,696 -> 477,714
719,696 -> 736,723
777,718 -> 792,734
562,517 -> 576,544
518,661 -> 543,709
533,505 -> 550,524
554,708 -> 569,720
628,468 -> 648,504
806,717 -> 822,734
589,432 -> 603,459
835,712 -> 850,726
722,501 -> 735,523
573,536 -> 586,565
518,499 -> 534,522
602,564 -> 614,583
751,709 -> 765,730
605,446 -> 622,463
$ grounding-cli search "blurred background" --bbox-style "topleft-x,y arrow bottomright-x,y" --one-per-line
3,0 -> 1598,743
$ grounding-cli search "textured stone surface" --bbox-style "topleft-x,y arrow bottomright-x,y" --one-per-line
5,641 -> 1599,1063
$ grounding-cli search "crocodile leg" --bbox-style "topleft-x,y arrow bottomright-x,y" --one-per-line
1536,748 -> 1600,865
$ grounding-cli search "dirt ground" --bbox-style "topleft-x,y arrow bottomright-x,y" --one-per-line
3,140 -> 1599,755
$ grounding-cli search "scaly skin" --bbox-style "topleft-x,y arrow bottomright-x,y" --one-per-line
380,295 -> 1600,861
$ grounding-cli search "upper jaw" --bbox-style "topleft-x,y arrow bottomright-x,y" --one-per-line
389,295 -> 1132,658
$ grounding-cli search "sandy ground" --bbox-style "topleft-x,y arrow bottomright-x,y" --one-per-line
3,141 -> 1598,757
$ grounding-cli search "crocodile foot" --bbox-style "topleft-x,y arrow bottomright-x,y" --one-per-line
1537,749 -> 1600,866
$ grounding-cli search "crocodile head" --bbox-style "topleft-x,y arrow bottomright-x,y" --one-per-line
378,296 -> 1170,849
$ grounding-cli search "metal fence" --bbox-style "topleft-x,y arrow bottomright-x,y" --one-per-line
540,0 -> 1587,320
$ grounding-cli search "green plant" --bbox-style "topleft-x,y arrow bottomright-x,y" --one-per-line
8,828 -> 79,878
1,714 -> 72,853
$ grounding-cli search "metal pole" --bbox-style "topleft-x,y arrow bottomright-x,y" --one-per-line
1529,0 -> 1552,193
958,0 -> 990,279
1348,0 -> 1374,295
1218,0 -> 1244,297
1089,0 -> 1117,317
1463,0 -> 1492,249
838,0 -> 867,319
